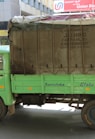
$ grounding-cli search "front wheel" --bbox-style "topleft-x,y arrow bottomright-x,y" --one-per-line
81,100 -> 95,129
0,99 -> 8,120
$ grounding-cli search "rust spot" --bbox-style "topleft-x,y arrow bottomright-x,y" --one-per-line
28,87 -> 32,90
85,87 -> 90,91
0,86 -> 4,89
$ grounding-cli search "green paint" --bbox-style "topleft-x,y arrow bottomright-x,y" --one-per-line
0,45 -> 95,106
11,74 -> 95,95
0,45 -> 14,105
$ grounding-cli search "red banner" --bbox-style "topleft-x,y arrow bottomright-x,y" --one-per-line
54,0 -> 95,12
64,0 -> 95,12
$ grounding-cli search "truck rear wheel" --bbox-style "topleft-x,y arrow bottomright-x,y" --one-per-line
81,100 -> 95,129
0,99 -> 7,120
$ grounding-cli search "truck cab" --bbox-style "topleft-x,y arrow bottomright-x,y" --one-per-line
0,45 -> 15,119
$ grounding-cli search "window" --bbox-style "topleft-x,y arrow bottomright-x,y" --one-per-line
0,56 -> 3,70
35,1 -> 39,9
0,22 -> 8,30
22,0 -> 28,4
29,0 -> 34,6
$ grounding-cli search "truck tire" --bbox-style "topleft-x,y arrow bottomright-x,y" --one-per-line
0,99 -> 7,120
81,100 -> 95,129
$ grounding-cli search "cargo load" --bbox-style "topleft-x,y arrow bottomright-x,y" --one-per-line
8,13 -> 95,74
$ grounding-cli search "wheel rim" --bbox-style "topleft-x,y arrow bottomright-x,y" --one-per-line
0,99 -> 7,119
0,107 -> 3,115
87,106 -> 95,125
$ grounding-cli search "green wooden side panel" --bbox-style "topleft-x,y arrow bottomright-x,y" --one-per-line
11,74 -> 95,95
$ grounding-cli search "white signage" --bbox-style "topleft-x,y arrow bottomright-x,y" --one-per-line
54,0 -> 64,13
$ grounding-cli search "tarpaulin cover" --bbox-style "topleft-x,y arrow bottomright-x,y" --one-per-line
8,13 -> 95,74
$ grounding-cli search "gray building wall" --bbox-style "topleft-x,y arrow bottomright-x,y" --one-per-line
0,0 -> 20,21
0,0 -> 53,22
0,0 -> 53,45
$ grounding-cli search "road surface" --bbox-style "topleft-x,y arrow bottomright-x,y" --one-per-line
0,104 -> 95,139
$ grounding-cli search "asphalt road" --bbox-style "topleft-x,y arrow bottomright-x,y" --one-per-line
0,105 -> 95,139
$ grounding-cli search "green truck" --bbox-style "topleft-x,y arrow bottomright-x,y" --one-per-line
0,14 -> 95,129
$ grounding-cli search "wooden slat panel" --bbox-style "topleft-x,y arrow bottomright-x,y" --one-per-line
38,25 -> 53,73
